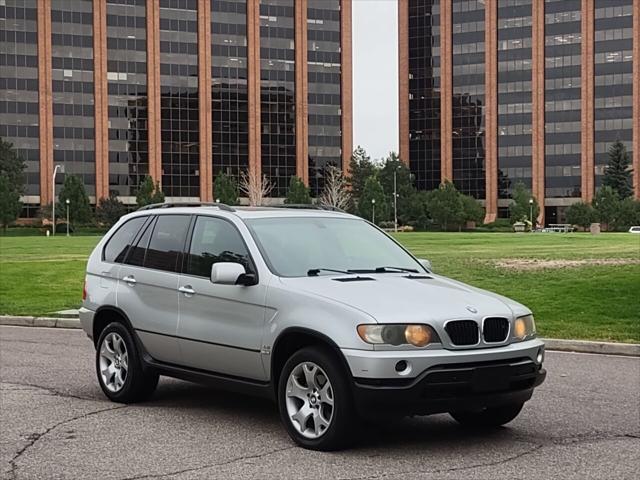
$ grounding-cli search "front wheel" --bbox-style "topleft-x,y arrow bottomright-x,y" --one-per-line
450,402 -> 524,428
277,346 -> 355,451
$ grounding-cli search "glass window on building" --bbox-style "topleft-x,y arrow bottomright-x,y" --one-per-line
497,0 -> 532,198
408,0 -> 441,191
106,0 -> 149,199
159,0 -> 200,198
51,0 -> 96,197
0,0 -> 40,202
260,0 -> 297,197
211,0 -> 249,188
307,0 -> 342,196
452,0 -> 486,199
544,0 -> 582,198
593,0 -> 633,189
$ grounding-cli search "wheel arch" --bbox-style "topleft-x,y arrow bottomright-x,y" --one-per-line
270,327 -> 352,396
92,305 -> 135,347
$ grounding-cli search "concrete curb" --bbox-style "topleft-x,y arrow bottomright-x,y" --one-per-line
541,338 -> 640,357
0,315 -> 81,329
0,316 -> 638,357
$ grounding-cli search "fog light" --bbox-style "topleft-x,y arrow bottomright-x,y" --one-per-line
394,360 -> 412,375
536,349 -> 544,364
395,360 -> 407,372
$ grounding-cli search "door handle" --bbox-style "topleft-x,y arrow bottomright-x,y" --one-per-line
122,275 -> 137,285
178,285 -> 195,295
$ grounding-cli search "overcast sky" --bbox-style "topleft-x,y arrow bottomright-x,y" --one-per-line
352,0 -> 398,162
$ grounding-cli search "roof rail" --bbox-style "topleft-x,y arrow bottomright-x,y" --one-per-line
270,204 -> 346,213
137,202 -> 235,212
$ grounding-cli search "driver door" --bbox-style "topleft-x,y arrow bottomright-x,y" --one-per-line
177,216 -> 267,380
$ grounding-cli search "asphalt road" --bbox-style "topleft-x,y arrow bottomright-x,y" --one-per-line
1,326 -> 638,480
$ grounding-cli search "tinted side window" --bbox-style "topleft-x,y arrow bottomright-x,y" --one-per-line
125,217 -> 155,267
144,215 -> 190,272
186,217 -> 252,277
103,217 -> 147,263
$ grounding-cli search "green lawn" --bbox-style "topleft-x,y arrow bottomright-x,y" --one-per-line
1,232 -> 638,342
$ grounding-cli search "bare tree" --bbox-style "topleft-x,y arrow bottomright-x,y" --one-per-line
239,171 -> 273,206
319,166 -> 351,211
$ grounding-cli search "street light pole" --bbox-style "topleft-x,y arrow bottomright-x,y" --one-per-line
65,199 -> 70,237
529,198 -> 534,232
393,168 -> 398,233
371,198 -> 376,225
51,164 -> 62,236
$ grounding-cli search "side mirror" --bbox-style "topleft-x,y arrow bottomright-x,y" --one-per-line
418,258 -> 432,272
210,262 -> 256,286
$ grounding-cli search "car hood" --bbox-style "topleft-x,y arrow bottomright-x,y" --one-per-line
278,273 -> 529,324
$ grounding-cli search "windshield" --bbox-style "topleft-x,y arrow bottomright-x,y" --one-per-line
245,216 -> 423,277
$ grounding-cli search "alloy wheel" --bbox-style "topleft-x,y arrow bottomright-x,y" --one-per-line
285,361 -> 334,439
99,332 -> 128,392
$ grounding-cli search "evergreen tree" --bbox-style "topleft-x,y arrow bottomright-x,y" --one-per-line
602,139 -> 633,199
96,192 -> 126,227
213,172 -> 239,205
425,181 -> 465,231
616,197 -> 640,230
378,152 -> 416,226
136,175 -> 165,207
284,176 -> 312,204
347,146 -> 377,200
509,182 -> 539,225
0,138 -> 25,229
592,186 -> 621,231
359,176 -> 388,224
460,194 -> 485,225
0,176 -> 21,230
58,174 -> 92,225
565,202 -> 596,230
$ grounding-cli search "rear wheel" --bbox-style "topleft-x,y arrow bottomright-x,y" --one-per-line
450,402 -> 524,428
96,322 -> 158,403
278,346 -> 355,451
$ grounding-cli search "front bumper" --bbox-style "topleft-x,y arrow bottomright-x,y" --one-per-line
351,357 -> 546,416
341,339 -> 546,416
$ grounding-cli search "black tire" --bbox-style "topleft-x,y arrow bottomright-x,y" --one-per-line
277,346 -> 355,451
450,402 -> 524,428
95,322 -> 158,403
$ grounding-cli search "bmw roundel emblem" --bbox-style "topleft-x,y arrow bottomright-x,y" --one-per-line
466,306 -> 478,314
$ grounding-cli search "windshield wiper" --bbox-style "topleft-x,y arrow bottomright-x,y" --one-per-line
307,267 -> 354,277
348,266 -> 419,274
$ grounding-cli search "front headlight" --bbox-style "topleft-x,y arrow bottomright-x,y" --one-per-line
357,324 -> 440,347
513,314 -> 536,341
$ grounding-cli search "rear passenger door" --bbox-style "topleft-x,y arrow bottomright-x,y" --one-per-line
177,215 -> 267,380
117,214 -> 191,364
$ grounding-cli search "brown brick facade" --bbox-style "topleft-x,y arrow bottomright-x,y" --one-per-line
398,0 -> 409,167
531,0 -> 545,224
93,0 -> 109,201
37,0 -> 52,205
439,0 -> 453,183
247,0 -> 261,183
146,0 -> 162,185
198,0 -> 213,201
341,0 -> 353,175
581,0 -> 595,203
634,0 -> 640,198
295,0 -> 309,184
484,0 -> 498,223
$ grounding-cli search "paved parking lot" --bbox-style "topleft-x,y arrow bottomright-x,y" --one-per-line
1,325 -> 638,480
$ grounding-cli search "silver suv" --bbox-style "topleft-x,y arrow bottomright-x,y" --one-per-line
80,203 -> 546,450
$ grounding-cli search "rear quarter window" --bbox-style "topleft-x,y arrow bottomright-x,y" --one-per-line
103,217 -> 147,263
